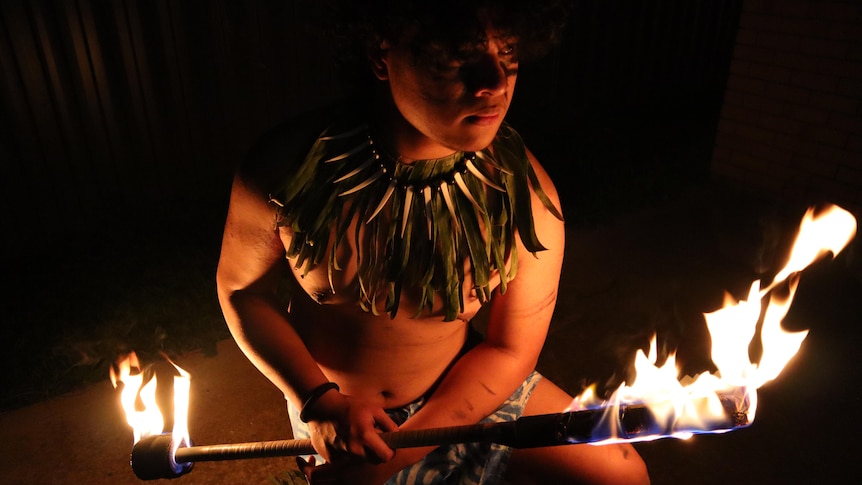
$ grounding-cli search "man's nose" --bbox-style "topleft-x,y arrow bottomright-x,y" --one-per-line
466,54 -> 509,97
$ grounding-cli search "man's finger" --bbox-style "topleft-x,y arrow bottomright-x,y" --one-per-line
374,408 -> 400,432
296,455 -> 317,477
360,430 -> 395,463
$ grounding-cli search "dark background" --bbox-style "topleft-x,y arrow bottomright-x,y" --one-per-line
0,0 -> 742,256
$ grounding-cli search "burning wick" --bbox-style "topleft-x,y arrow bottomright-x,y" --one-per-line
111,352 -> 193,479
113,204 -> 856,481
567,204 -> 857,443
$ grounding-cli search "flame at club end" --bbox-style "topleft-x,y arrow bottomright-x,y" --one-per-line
131,433 -> 193,481
111,352 -> 192,442
566,203 -> 855,445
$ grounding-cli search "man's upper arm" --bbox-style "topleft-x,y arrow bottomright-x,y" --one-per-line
485,148 -> 565,362
216,173 -> 286,298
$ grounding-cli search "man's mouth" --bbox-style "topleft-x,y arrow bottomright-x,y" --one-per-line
466,108 -> 502,126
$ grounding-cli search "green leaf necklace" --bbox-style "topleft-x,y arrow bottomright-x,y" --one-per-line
272,121 -> 562,321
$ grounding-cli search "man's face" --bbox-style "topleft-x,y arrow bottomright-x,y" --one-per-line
377,28 -> 519,158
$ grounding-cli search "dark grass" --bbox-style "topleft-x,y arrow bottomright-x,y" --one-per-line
2,207 -> 231,412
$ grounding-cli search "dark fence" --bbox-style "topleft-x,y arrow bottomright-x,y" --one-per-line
1,0 -> 742,257
511,0 -> 743,221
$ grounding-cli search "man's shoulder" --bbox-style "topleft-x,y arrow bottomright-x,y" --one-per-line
238,98 -> 362,191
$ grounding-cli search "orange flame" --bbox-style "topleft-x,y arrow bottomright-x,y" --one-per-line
569,204 -> 857,443
110,351 -> 191,447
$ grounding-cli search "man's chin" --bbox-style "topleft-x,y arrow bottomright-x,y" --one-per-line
453,125 -> 504,152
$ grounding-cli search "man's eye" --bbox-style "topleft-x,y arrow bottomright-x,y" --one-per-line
434,59 -> 461,70
428,62 -> 461,77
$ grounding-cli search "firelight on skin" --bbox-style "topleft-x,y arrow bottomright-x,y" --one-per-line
372,31 -> 520,161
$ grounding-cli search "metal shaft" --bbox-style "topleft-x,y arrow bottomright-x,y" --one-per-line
178,417 -> 521,462
132,402 -> 748,480
173,410 -> 607,463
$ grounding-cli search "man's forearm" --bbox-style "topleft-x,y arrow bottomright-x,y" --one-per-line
398,342 -> 536,432
221,290 -> 328,406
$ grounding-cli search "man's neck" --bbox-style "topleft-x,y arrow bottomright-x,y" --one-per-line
370,88 -> 457,164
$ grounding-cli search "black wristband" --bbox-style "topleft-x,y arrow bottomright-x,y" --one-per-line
299,382 -> 340,423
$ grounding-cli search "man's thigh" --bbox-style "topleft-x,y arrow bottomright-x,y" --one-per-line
505,378 -> 650,485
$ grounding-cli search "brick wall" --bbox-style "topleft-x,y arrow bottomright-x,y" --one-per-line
712,0 -> 862,215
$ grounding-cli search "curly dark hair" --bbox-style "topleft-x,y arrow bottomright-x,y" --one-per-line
317,0 -> 572,85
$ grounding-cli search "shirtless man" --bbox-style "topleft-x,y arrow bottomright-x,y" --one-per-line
216,1 -> 649,483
